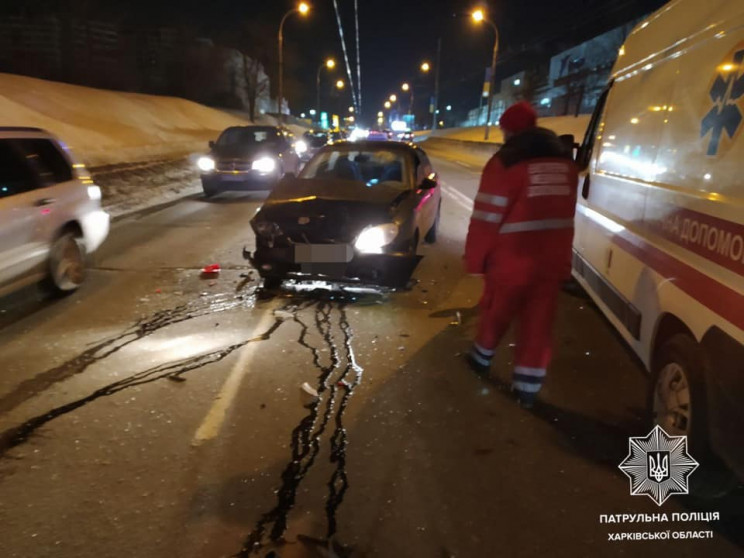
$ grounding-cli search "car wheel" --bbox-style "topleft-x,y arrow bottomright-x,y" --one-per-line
262,276 -> 283,290
410,230 -> 419,256
425,202 -> 441,244
47,231 -> 86,295
649,333 -> 736,498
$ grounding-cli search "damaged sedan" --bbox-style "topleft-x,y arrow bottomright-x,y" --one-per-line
245,141 -> 442,289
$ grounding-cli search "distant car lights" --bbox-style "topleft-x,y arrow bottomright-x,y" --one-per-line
294,140 -> 308,155
349,128 -> 369,142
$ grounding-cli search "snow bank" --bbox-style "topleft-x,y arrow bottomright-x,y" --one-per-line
423,115 -> 592,144
419,116 -> 592,172
0,73 -> 272,167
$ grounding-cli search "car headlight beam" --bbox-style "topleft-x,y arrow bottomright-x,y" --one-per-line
295,140 -> 308,155
252,157 -> 277,174
197,156 -> 215,172
354,223 -> 399,254
87,185 -> 102,201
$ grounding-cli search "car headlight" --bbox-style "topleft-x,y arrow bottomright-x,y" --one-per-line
254,221 -> 282,238
354,223 -> 399,254
252,157 -> 276,173
295,140 -> 308,155
197,156 -> 215,172
87,185 -> 102,201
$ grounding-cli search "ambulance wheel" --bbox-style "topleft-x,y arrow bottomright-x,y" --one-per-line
649,333 -> 736,498
425,203 -> 441,244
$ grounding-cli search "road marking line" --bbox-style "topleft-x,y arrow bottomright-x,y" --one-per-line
192,308 -> 278,446
444,185 -> 474,208
454,160 -> 482,175
443,186 -> 473,212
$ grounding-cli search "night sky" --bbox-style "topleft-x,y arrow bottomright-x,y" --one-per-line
12,0 -> 669,124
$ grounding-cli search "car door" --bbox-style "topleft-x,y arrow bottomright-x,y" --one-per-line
0,139 -> 48,287
413,151 -> 438,231
14,137 -> 79,248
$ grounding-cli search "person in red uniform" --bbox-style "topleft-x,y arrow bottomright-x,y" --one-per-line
464,101 -> 578,408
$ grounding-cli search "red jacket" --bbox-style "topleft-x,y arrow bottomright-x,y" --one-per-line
464,127 -> 578,282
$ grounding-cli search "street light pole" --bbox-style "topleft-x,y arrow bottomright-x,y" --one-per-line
316,58 -> 335,124
472,9 -> 500,140
316,65 -> 322,123
431,37 -> 441,131
278,3 -> 309,124
483,19 -> 499,140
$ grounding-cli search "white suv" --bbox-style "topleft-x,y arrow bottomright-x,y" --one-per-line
0,127 -> 109,296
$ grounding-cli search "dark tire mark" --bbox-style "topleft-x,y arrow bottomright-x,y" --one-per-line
236,301 -> 362,556
0,293 -> 244,416
0,299 -> 287,458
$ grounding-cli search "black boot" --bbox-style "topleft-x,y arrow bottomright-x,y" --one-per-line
466,346 -> 492,377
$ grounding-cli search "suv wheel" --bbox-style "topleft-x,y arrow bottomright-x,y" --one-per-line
48,231 -> 86,295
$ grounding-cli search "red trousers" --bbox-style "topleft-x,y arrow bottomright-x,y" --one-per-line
475,278 -> 561,393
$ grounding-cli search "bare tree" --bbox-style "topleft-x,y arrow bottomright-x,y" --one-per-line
242,53 -> 269,122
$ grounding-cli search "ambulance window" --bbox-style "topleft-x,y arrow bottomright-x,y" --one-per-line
577,83 -> 612,171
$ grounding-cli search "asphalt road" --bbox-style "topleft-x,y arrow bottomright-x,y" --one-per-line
0,146 -> 742,558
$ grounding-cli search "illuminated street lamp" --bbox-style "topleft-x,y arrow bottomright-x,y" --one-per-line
377,111 -> 384,117
472,7 -> 500,140
401,83 -> 410,92
336,79 -> 345,90
316,57 -> 336,119
384,101 -> 392,109
420,61 -> 431,73
279,2 -> 311,123
389,94 -> 397,103
348,106 -> 355,113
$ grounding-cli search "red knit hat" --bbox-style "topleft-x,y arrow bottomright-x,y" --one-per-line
499,101 -> 537,134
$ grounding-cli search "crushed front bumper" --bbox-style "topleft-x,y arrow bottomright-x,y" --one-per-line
243,245 -> 421,288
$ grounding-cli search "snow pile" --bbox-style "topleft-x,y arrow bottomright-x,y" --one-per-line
0,73 -> 269,166
91,158 -> 204,218
423,115 -> 592,144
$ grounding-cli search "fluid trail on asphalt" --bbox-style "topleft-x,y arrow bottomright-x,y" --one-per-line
0,292 -> 288,458
236,299 -> 362,557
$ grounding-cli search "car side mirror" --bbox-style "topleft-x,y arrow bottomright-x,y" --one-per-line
419,174 -> 438,190
559,134 -> 577,152
208,140 -> 215,149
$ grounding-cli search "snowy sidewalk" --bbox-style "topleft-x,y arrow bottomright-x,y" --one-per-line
92,157 -> 202,219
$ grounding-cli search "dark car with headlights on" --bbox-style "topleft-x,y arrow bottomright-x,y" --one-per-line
245,141 -> 441,289
198,126 -> 302,197
301,129 -> 330,162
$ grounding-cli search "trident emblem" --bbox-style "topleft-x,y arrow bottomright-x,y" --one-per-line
648,451 -> 670,483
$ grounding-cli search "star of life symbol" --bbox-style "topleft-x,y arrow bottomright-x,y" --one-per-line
619,425 -> 699,506
701,44 -> 744,156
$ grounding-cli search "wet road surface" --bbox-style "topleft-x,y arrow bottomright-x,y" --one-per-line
0,146 -> 742,558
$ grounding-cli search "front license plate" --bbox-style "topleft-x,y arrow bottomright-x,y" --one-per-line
294,244 -> 354,263
219,173 -> 249,181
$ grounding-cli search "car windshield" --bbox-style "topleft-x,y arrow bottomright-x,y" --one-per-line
217,127 -> 282,147
300,148 -> 411,188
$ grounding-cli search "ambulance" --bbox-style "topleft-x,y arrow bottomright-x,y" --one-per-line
573,0 -> 744,492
